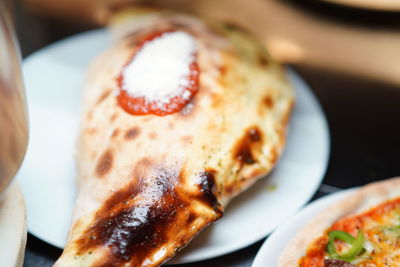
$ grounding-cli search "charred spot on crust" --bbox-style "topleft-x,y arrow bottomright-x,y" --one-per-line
219,65 -> 228,75
223,184 -> 234,196
96,90 -> 111,105
263,95 -> 274,109
76,165 -> 194,266
95,150 -> 113,177
258,53 -> 269,68
248,128 -> 261,142
234,127 -> 263,166
237,148 -> 255,165
125,127 -> 140,140
196,169 -> 222,214
187,213 -> 197,224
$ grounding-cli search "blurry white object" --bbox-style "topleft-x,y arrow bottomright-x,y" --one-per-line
0,182 -> 27,267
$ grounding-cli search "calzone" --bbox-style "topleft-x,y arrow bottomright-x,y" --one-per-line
55,9 -> 294,267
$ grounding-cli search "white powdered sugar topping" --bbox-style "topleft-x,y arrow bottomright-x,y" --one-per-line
121,31 -> 197,103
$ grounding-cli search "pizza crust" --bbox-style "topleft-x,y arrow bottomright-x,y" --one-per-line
278,177 -> 400,267
55,10 -> 294,267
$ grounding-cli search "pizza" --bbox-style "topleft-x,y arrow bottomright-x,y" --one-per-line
54,8 -> 294,267
279,177 -> 400,267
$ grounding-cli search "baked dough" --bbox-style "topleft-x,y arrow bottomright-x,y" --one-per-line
55,10 -> 294,267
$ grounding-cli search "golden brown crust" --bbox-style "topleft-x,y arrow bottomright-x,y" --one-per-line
279,177 -> 400,267
55,10 -> 294,267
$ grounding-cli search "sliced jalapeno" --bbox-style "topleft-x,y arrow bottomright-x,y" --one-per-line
326,230 -> 364,262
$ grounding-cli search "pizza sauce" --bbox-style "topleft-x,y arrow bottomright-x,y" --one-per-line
300,197 -> 400,266
117,30 -> 200,116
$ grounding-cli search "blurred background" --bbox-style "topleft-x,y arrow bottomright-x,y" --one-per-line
11,0 -> 400,266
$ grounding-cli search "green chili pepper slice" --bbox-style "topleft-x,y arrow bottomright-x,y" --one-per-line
385,225 -> 400,232
326,230 -> 364,262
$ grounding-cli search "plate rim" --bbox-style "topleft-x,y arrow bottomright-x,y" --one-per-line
320,0 -> 400,11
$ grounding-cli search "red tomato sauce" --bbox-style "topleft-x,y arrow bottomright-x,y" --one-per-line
117,30 -> 200,116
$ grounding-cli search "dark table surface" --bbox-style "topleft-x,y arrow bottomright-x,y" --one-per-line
16,1 -> 400,266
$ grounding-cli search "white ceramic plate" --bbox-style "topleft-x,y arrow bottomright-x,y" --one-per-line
320,0 -> 400,11
251,189 -> 355,267
17,29 -> 329,264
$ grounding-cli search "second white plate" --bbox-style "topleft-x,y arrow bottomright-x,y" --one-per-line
18,29 -> 330,263
252,189 -> 355,267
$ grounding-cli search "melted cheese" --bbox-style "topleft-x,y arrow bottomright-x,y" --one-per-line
121,31 -> 197,106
